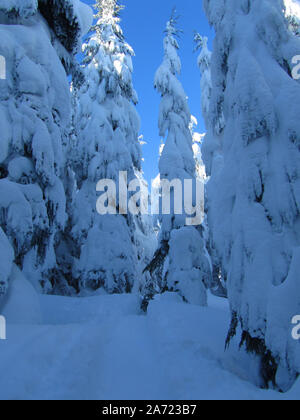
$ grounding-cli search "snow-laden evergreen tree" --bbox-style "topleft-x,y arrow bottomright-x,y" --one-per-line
71,0 -> 153,295
194,34 -> 212,128
190,118 -> 227,299
202,0 -> 300,391
194,33 -> 227,298
143,11 -> 211,307
0,0 -> 92,296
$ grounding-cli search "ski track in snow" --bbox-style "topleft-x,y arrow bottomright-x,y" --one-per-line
0,293 -> 299,400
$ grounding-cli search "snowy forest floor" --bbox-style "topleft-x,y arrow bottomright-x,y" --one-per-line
0,292 -> 299,400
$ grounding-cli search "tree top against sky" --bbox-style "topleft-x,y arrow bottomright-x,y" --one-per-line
94,0 -> 124,23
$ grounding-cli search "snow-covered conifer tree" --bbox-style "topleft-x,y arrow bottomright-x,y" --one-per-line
143,11 -> 211,307
202,0 -> 300,391
0,0 -> 92,296
194,33 -> 227,298
71,0 -> 152,294
194,34 -> 212,128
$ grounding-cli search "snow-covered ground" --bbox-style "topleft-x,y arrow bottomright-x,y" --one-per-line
0,292 -> 299,400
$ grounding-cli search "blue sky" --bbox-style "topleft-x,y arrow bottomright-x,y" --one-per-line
81,0 -> 214,183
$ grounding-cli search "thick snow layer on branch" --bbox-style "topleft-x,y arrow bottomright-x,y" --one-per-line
38,0 -> 93,53
71,0 -> 94,37
167,227 -> 209,306
284,0 -> 300,34
285,0 -> 300,19
0,0 -> 37,17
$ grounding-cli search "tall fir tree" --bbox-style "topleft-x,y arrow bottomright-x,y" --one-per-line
202,0 -> 300,391
70,0 -> 153,294
194,33 -> 227,298
194,34 -> 212,128
143,11 -> 211,307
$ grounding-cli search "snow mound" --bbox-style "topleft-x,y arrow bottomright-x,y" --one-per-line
1,265 -> 41,325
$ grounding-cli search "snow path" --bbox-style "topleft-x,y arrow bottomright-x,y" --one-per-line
99,316 -> 171,399
0,293 -> 299,400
